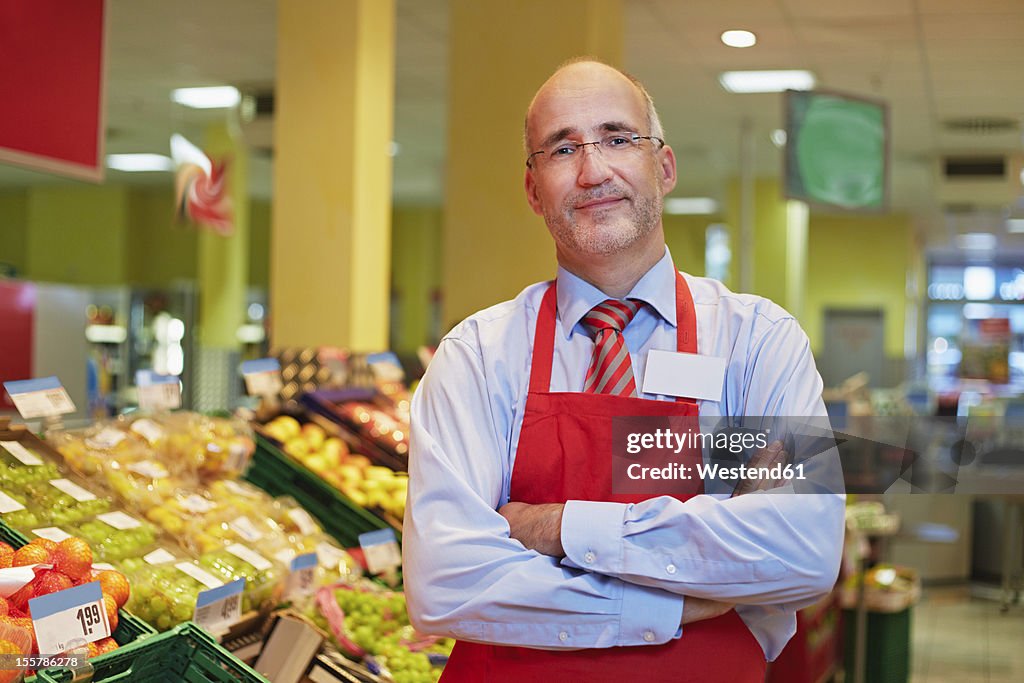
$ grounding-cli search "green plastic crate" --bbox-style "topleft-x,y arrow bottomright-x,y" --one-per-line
35,622 -> 268,683
842,607 -> 911,683
0,520 -> 157,646
243,434 -> 392,548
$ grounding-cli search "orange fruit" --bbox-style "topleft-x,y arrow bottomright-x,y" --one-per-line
52,538 -> 92,581
102,594 -> 118,633
0,597 -> 8,618
97,571 -> 130,609
32,569 -> 73,597
0,543 -> 13,569
12,544 -> 49,567
7,584 -> 33,612
94,637 -> 118,655
86,641 -> 100,658
9,617 -> 36,653
28,538 -> 57,554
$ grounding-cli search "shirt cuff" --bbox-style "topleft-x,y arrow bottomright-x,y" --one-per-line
618,581 -> 685,646
560,500 -> 626,574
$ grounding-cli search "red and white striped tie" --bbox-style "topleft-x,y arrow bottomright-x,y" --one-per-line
581,299 -> 642,397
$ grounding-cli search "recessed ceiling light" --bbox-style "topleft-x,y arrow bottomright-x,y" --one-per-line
721,30 -> 756,48
171,86 -> 241,109
770,129 -> 787,147
719,70 -> 815,94
106,154 -> 174,172
665,197 -> 719,215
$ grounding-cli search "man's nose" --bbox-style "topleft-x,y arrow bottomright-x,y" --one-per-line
576,143 -> 613,186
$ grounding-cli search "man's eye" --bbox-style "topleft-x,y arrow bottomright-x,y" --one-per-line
551,145 -> 577,156
605,136 -> 631,147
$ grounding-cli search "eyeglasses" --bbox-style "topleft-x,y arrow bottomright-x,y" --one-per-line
526,133 -> 664,169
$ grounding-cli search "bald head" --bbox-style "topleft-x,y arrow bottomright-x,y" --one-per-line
524,60 -> 663,156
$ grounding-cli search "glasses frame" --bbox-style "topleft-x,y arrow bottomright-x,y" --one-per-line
526,133 -> 665,169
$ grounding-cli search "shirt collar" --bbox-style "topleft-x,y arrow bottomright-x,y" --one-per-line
555,247 -> 677,340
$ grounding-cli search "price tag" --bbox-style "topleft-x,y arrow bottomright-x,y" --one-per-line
4,377 -> 76,419
29,581 -> 110,653
193,579 -> 244,633
358,529 -> 402,574
125,461 -> 169,480
33,527 -> 72,543
49,479 -> 97,502
130,418 -> 165,444
144,548 -> 177,566
241,358 -> 284,397
179,494 -> 215,514
85,428 -> 125,450
0,491 -> 25,514
135,370 -> 181,411
225,544 -> 272,571
316,542 -> 348,572
367,352 -> 405,383
223,480 -> 252,497
287,508 -> 319,536
229,516 -> 263,542
285,552 -> 318,600
175,562 -> 223,590
92,563 -> 116,572
96,512 -> 142,530
1,441 -> 44,466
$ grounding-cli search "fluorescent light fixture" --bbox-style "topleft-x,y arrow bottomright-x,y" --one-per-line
1007,218 -> 1024,233
171,86 -> 240,109
106,154 -> 174,172
721,30 -> 756,48
719,70 -> 815,94
664,197 -> 719,215
956,233 -> 997,251
85,324 -> 128,344
963,265 -> 996,300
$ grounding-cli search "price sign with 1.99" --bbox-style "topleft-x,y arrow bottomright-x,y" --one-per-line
28,582 -> 110,654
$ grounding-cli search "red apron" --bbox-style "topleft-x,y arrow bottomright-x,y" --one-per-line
441,273 -> 767,682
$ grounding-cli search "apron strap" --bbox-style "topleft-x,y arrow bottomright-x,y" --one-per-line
528,271 -> 699,398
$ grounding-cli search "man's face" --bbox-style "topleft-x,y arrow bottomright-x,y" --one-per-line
525,65 -> 676,259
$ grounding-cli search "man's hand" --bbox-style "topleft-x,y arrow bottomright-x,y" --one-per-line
731,439 -> 788,497
681,597 -> 735,625
498,502 -> 565,557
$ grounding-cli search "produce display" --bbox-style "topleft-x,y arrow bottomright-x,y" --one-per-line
1,475 -> 112,533
262,416 -> 408,520
0,536 -> 130,664
311,583 -> 452,683
125,551 -> 219,631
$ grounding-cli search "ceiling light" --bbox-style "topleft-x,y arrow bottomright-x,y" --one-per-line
665,197 -> 719,215
956,233 -> 997,251
1007,219 -> 1024,233
770,129 -> 787,147
721,30 -> 756,48
719,70 -> 815,94
106,154 -> 174,172
171,86 -> 241,109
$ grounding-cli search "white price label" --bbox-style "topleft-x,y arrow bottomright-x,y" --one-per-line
126,460 -> 169,480
0,491 -> 25,514
229,516 -> 263,543
227,442 -> 250,472
226,543 -> 272,571
144,548 -> 177,566
4,377 -> 76,419
97,511 -> 142,530
285,553 -> 318,600
193,579 -> 244,633
358,529 -> 402,574
1,441 -> 43,466
316,542 -> 348,572
175,562 -> 223,590
130,418 -> 165,444
223,480 -> 251,497
86,428 -> 126,450
135,371 -> 181,411
92,563 -> 116,572
49,479 -> 97,502
288,508 -> 319,536
274,549 -> 296,566
179,494 -> 215,514
241,359 -> 283,397
33,527 -> 72,542
29,582 -> 110,653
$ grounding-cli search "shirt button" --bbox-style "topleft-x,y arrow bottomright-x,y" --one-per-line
584,551 -> 596,564
666,564 -> 677,575
643,630 -> 656,642
558,631 -> 568,642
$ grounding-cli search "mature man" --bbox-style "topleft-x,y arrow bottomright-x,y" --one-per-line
403,59 -> 844,682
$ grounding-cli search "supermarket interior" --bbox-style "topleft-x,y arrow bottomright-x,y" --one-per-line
2,0 -> 1024,682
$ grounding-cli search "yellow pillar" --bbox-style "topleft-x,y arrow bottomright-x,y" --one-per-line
198,121 -> 249,349
271,0 -> 395,351
727,177 -> 808,320
443,0 -> 623,328
391,207 -> 442,352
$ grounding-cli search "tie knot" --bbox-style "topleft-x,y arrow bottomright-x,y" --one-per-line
582,299 -> 642,336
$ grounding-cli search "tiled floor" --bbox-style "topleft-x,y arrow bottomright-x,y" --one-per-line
909,586 -> 1024,683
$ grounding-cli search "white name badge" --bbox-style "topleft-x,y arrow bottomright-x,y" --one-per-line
642,349 -> 726,402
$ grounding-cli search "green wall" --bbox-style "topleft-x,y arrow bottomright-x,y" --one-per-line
249,199 -> 271,289
663,214 -> 713,278
125,188 -> 198,286
0,190 -> 29,275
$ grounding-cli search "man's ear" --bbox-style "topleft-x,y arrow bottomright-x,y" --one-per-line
525,168 -> 544,216
659,144 -> 678,195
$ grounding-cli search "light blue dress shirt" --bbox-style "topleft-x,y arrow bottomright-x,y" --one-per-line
403,249 -> 845,660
